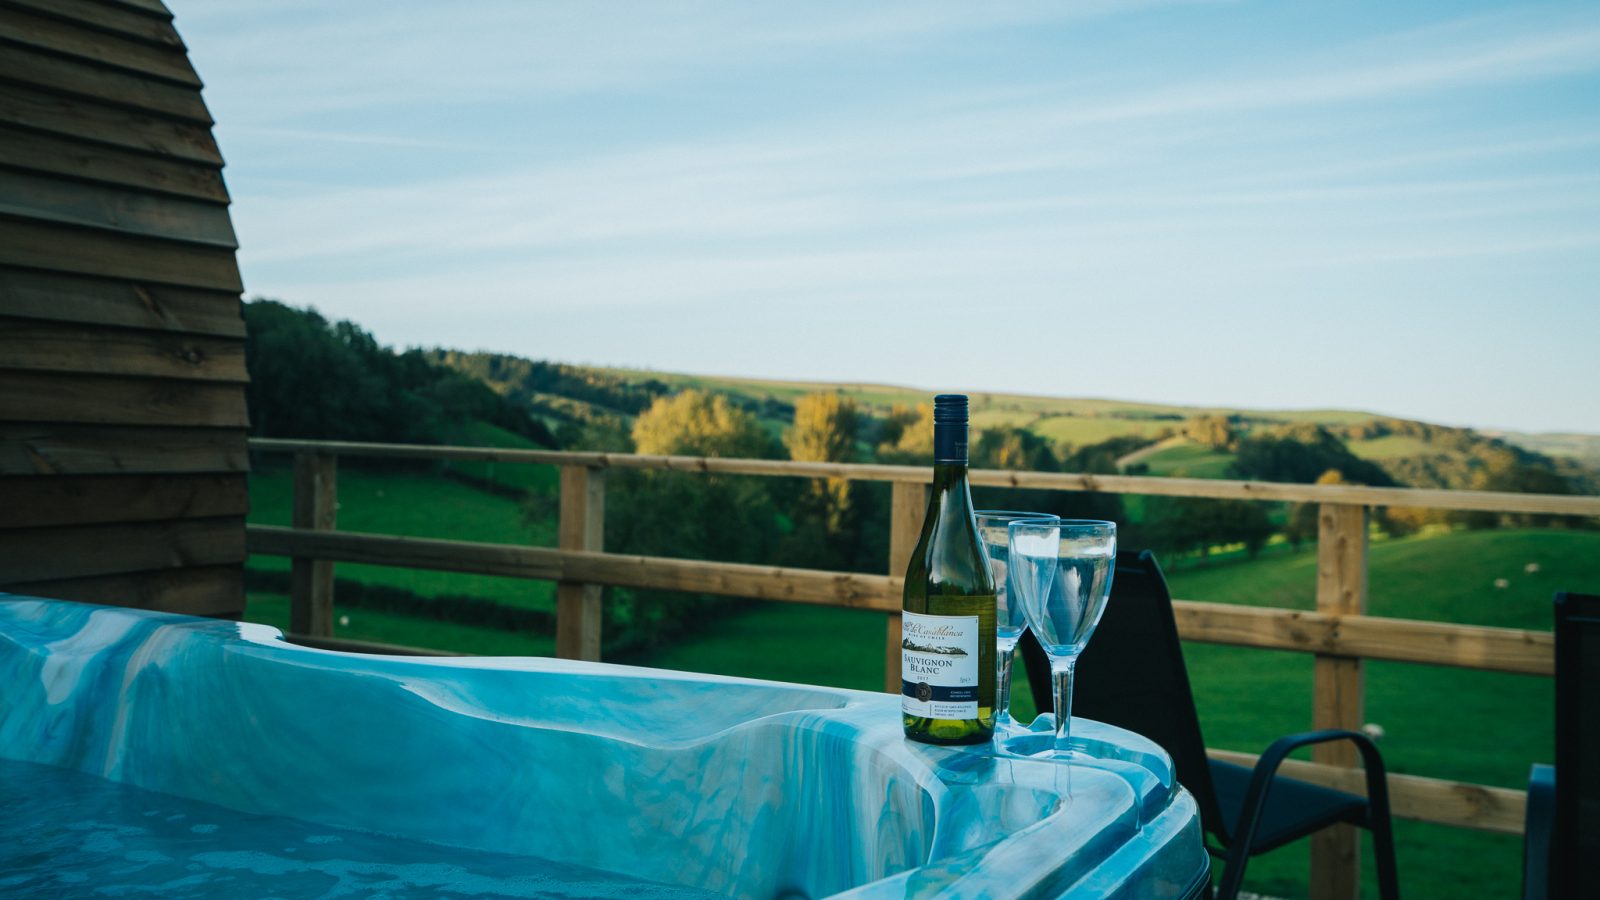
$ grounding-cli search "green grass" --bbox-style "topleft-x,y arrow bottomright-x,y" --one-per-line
1347,435 -> 1438,460
968,408 -> 1039,431
439,420 -> 561,495
1029,415 -> 1174,447
246,464 -> 558,611
1139,439 -> 1237,478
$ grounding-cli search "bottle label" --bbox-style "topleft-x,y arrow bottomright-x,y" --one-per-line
901,610 -> 980,719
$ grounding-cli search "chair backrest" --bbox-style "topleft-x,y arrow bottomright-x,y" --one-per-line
1552,591 -> 1600,897
1022,549 -> 1229,838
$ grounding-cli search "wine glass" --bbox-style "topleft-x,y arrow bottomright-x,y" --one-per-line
975,510 -> 1057,738
1007,518 -> 1116,759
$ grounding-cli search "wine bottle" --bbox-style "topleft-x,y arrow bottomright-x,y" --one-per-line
902,394 -> 997,745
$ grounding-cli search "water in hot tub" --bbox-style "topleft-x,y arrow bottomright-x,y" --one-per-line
0,757 -> 719,899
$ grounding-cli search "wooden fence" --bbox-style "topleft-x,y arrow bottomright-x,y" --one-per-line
246,437 -> 1600,900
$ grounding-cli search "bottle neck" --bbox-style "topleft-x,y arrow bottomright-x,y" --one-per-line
932,460 -> 969,493
933,420 -> 967,470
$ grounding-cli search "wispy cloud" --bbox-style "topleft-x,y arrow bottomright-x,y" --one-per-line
183,1 -> 1600,431
185,0 -> 1208,121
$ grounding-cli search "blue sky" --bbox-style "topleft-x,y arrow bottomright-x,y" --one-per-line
178,1 -> 1600,434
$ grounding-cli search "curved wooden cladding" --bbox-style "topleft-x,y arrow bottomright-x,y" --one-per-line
99,0 -> 172,21
2,565 -> 243,618
0,37 -> 208,122
0,168 -> 236,246
0,2 -> 196,87
0,125 -> 229,202
0,371 -> 248,427
0,425 -> 247,475
0,0 -> 245,619
0,81 -> 222,165
4,0 -> 183,49
0,516 -> 245,584
0,220 -> 242,291
0,270 -> 244,336
246,439 -> 1600,518
0,318 -> 247,381
0,473 -> 247,528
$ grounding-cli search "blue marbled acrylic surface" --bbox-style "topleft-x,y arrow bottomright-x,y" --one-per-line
0,597 -> 1207,898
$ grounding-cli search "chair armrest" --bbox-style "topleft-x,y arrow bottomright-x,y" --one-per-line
1230,729 -> 1392,859
1523,763 -> 1555,900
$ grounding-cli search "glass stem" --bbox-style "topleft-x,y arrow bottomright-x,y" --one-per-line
1052,658 -> 1076,754
995,646 -> 1015,727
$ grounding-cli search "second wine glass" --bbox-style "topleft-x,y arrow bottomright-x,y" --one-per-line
975,510 -> 1057,737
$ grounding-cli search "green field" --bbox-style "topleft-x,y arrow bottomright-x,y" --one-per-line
241,461 -> 1597,899
439,419 -> 563,495
1138,438 -> 1238,478
1029,414 -> 1175,447
248,464 -> 558,611
1347,434 -> 1438,461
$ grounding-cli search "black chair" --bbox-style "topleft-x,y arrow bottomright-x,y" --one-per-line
1019,549 -> 1399,900
1523,591 -> 1599,899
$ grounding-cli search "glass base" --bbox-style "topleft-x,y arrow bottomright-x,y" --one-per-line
994,714 -> 1093,760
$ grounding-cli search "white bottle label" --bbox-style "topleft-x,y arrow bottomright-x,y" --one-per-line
901,611 -> 980,719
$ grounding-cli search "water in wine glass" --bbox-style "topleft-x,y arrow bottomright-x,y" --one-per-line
1008,520 -> 1116,760
1023,546 -> 1113,657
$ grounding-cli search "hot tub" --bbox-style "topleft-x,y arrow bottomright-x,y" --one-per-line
0,597 -> 1207,898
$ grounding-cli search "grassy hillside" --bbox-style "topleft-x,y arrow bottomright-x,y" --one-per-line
1137,438 -> 1237,478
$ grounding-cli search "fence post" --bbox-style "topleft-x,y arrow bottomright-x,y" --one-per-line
556,464 -> 606,661
886,480 -> 929,693
289,452 -> 337,637
1311,502 -> 1369,900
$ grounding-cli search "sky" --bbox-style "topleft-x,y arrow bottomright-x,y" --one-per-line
177,1 -> 1600,434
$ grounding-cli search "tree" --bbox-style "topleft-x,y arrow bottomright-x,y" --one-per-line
587,390 -> 784,654
973,426 -> 1057,473
631,390 -> 777,458
786,392 -> 862,532
1457,456 -> 1577,529
1144,496 -> 1274,559
1230,425 -> 1395,487
1184,415 -> 1237,450
877,403 -> 935,462
242,299 -> 553,447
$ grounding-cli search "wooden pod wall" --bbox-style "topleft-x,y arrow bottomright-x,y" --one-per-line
0,0 -> 249,617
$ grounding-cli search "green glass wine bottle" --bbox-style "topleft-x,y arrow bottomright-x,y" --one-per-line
902,393 -> 997,745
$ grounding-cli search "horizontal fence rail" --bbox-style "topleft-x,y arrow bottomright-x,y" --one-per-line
245,526 -> 1551,675
247,436 -> 1596,896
